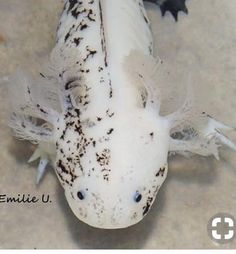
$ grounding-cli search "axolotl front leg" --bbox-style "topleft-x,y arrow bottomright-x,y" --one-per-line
125,50 -> 236,160
7,71 -> 60,183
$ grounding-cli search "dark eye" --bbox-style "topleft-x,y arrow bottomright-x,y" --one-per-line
134,191 -> 142,203
77,191 -> 85,200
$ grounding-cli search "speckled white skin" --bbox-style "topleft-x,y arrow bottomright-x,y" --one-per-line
53,0 -> 170,229
7,0 -> 236,229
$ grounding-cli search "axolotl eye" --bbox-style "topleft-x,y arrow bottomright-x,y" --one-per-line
77,191 -> 85,200
134,191 -> 142,203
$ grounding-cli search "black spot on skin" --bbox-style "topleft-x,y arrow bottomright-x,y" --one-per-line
80,24 -> 88,30
57,159 -> 69,174
71,7 -> 87,19
87,9 -> 96,22
67,0 -> 78,14
107,128 -> 114,135
67,157 -> 73,162
143,203 -> 150,216
96,149 -> 110,167
64,32 -> 70,43
156,166 -> 166,177
73,37 -> 83,46
64,24 -> 75,43
74,108 -> 81,117
83,47 -> 97,62
143,15 -> 148,24
142,196 -> 153,216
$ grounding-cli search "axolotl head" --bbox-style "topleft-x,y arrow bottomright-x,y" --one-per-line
56,109 -> 170,229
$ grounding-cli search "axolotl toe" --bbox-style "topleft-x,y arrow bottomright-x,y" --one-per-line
7,0 -> 236,229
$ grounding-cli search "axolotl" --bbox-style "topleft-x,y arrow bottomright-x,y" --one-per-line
7,0 -> 236,229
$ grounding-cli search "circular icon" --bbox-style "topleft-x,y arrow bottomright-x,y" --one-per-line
207,213 -> 235,244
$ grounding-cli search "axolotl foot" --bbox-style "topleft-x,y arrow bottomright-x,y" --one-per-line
144,0 -> 188,21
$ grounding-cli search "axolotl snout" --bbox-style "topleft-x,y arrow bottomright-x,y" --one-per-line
7,0 -> 236,229
56,103 -> 170,228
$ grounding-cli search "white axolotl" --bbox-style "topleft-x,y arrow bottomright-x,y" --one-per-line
7,0 -> 236,229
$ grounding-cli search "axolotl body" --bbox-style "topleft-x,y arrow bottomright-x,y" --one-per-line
7,0 -> 236,229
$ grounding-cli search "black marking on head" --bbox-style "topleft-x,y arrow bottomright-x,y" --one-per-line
156,166 -> 166,177
55,104 -> 97,186
64,32 -> 70,43
95,149 -> 111,181
107,128 -> 114,135
143,203 -> 150,216
67,0 -> 78,14
73,37 -> 83,46
57,159 -> 69,174
64,24 -> 75,43
83,46 -> 97,62
96,149 -> 110,167
71,7 -> 86,19
87,9 -> 96,22
80,23 -> 88,30
74,108 -> 81,117
142,196 -> 153,216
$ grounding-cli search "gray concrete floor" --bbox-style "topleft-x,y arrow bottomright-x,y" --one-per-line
0,0 -> 236,249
